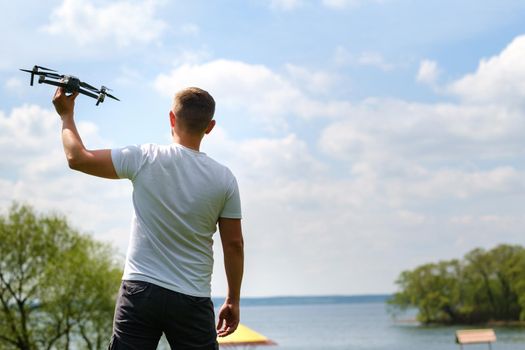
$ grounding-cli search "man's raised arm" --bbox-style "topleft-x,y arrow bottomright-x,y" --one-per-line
53,87 -> 118,179
216,217 -> 244,337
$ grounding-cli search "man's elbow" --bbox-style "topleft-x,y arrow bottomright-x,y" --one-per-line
66,154 -> 85,171
224,237 -> 244,253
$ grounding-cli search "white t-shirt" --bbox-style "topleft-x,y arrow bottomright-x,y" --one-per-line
111,143 -> 241,297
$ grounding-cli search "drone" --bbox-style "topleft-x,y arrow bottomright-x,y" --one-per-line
20,65 -> 120,106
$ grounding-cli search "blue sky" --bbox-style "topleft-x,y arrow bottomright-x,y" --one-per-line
1,0 -> 525,297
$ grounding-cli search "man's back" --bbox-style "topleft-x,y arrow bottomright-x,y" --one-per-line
112,143 -> 241,297
53,86 -> 244,348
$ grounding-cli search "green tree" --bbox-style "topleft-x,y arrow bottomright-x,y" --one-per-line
0,203 -> 122,350
464,245 -> 525,321
389,244 -> 525,324
388,259 -> 464,323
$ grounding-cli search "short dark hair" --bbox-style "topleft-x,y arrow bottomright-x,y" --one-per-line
172,87 -> 215,134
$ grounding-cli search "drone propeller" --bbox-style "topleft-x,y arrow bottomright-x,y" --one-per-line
82,84 -> 120,101
20,66 -> 62,85
105,93 -> 120,101
20,69 -> 62,78
99,86 -> 120,101
34,65 -> 56,72
96,86 -> 118,105
104,90 -> 120,101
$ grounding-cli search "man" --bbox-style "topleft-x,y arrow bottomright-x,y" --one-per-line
53,86 -> 244,350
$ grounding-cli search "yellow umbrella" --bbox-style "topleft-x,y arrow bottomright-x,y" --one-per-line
218,323 -> 277,348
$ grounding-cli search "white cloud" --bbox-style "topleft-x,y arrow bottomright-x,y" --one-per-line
171,49 -> 213,66
322,0 -> 386,9
0,105 -> 133,249
114,66 -> 144,87
323,0 -> 350,8
208,131 -> 326,181
357,52 -> 394,71
42,0 -> 166,47
154,59 -> 294,130
285,64 -> 336,93
4,77 -> 24,94
267,0 -> 385,10
394,167 -> 525,202
451,214 -> 521,230
268,0 -> 303,10
416,59 -> 440,85
205,130 -> 404,295
448,34 -> 525,106
334,46 -> 394,71
318,99 -> 521,171
317,97 -> 525,210
0,105 -> 63,170
154,59 -> 350,130
311,80 -> 525,286
180,23 -> 200,36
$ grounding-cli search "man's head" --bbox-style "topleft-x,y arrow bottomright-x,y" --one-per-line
171,87 -> 215,136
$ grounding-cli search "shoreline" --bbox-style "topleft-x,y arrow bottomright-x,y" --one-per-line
392,318 -> 525,328
213,294 -> 391,306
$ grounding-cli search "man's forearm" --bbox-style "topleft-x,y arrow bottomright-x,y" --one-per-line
53,88 -> 118,179
217,243 -> 243,337
223,243 -> 244,302
61,116 -> 87,167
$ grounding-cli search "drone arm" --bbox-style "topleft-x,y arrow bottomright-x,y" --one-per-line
40,79 -> 67,89
78,88 -> 98,99
45,82 -> 101,102
42,81 -> 98,98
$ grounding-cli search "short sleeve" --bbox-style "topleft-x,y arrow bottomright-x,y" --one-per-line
220,176 -> 242,219
111,145 -> 145,180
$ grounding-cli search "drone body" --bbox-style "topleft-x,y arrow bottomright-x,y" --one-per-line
21,65 -> 119,106
58,75 -> 81,94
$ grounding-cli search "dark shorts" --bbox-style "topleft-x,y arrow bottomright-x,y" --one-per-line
108,280 -> 218,350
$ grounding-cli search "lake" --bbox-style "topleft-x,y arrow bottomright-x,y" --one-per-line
212,296 -> 525,350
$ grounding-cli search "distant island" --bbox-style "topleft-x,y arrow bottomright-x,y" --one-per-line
388,244 -> 525,325
231,294 -> 391,306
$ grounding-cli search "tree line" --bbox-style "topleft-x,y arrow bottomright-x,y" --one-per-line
388,244 -> 525,324
0,204 -> 122,350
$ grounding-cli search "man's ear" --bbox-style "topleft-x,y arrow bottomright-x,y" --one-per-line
169,110 -> 176,128
204,119 -> 216,135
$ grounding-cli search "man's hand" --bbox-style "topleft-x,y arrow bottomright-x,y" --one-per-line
53,87 -> 79,119
216,299 -> 240,337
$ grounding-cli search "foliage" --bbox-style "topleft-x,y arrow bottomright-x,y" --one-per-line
0,203 -> 122,350
388,244 -> 525,324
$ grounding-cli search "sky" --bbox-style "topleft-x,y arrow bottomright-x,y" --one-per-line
1,0 -> 525,297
